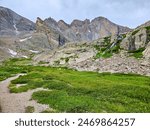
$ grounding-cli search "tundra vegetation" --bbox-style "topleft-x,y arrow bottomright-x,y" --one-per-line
0,58 -> 149,113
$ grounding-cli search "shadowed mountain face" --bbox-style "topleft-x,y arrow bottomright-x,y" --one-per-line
0,6 -> 35,36
36,16 -> 131,42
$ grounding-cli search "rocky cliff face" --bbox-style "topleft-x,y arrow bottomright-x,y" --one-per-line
120,28 -> 148,50
120,25 -> 150,59
143,42 -> 150,59
36,16 -> 131,42
0,6 -> 35,36
36,17 -> 67,41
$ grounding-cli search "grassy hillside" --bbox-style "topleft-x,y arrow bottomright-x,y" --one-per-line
0,58 -> 150,113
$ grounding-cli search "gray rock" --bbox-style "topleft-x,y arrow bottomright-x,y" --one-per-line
134,28 -> 147,49
0,6 -> 35,36
121,28 -> 148,51
36,16 -> 131,42
143,42 -> 150,59
36,17 -> 68,45
120,32 -> 133,50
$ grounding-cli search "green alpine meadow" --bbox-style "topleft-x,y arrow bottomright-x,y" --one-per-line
0,58 -> 149,113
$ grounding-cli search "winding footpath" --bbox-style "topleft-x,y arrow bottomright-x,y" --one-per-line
0,74 -> 50,113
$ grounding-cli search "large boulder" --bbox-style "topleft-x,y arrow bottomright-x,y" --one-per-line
120,32 -> 135,50
134,28 -> 147,49
120,28 -> 148,51
36,17 -> 68,47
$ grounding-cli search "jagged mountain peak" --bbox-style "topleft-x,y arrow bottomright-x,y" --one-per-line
36,17 -> 43,22
70,19 -> 85,27
44,17 -> 58,27
70,19 -> 91,27
91,16 -> 108,22
58,20 -> 70,31
58,20 -> 68,25
36,16 -> 131,41
45,17 -> 57,22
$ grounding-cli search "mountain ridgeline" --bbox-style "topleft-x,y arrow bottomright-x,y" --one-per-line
36,16 -> 131,42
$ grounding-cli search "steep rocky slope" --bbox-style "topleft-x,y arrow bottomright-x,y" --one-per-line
0,7 -> 55,61
0,6 -> 35,36
36,17 -> 66,48
0,31 -> 56,62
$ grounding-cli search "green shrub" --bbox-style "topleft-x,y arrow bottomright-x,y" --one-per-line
25,106 -> 35,113
104,36 -> 111,45
65,57 -> 69,63
38,61 -> 49,64
145,26 -> 150,31
132,30 -> 139,35
54,60 -> 60,65
128,47 -> 145,58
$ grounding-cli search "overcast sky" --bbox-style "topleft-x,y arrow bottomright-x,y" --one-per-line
0,0 -> 150,28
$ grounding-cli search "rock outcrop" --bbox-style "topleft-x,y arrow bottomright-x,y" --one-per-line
36,17 -> 67,48
120,27 -> 150,51
143,42 -> 150,59
136,20 -> 150,29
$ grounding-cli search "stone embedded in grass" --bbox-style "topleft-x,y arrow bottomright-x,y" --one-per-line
25,106 -> 35,113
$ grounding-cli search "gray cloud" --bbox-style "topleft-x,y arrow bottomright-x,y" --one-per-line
0,0 -> 150,28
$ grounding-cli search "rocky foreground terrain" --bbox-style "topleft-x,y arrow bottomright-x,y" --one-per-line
0,6 -> 150,76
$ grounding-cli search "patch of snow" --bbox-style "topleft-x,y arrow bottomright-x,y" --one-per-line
102,42 -> 116,55
76,32 -> 79,35
30,50 -> 39,53
110,42 -> 116,49
22,56 -> 28,58
13,24 -> 20,35
88,30 -> 91,33
8,49 -> 17,56
19,36 -> 32,42
16,84 -> 27,88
